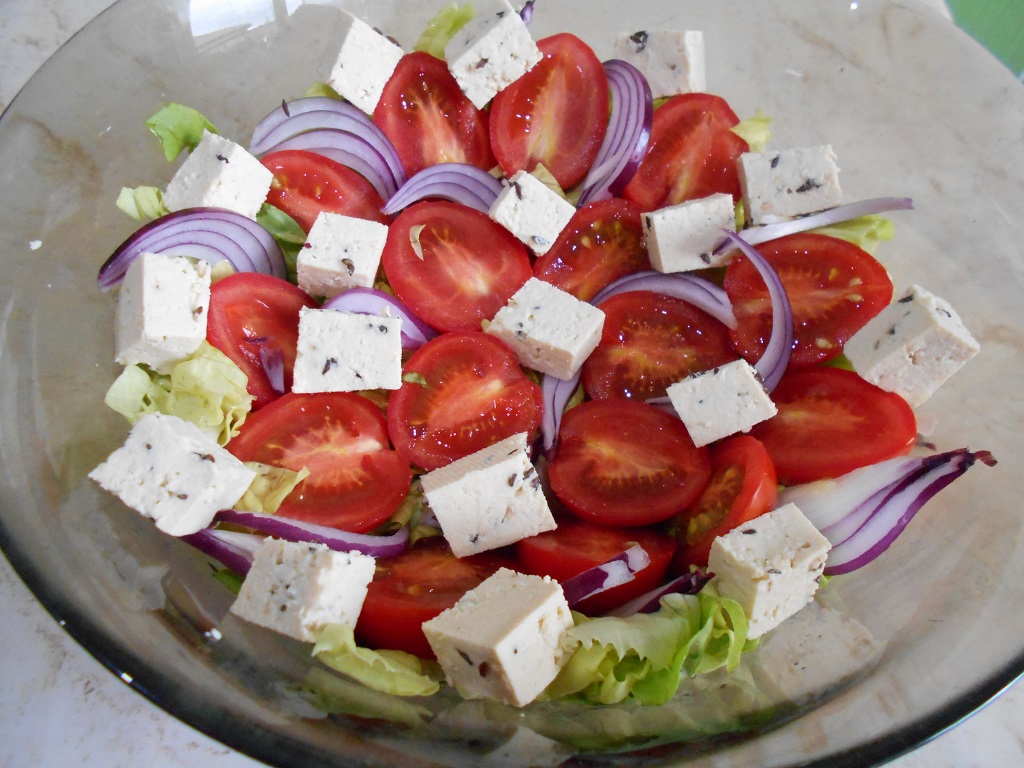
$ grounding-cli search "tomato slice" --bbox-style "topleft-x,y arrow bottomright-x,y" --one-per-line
532,199 -> 651,302
381,201 -> 532,333
489,33 -> 608,189
356,539 -> 514,658
581,290 -> 737,401
515,517 -> 677,615
750,367 -> 917,486
261,149 -> 388,232
672,435 -> 778,570
206,272 -> 318,409
622,93 -> 748,210
387,332 -> 543,470
548,399 -> 711,527
227,391 -> 412,532
724,233 -> 894,368
374,52 -> 496,178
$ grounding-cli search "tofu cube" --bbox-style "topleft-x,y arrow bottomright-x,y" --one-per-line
488,170 -> 576,255
297,212 -> 388,299
88,412 -> 257,536
420,432 -> 556,558
486,277 -> 605,380
708,503 -> 831,639
323,10 -> 405,114
230,539 -> 375,643
643,192 -> 736,273
843,284 -> 980,407
114,252 -> 211,374
422,568 -> 573,707
738,145 -> 842,225
612,29 -> 706,98
163,131 -> 273,220
444,0 -> 543,109
667,359 -> 777,447
292,306 -> 403,393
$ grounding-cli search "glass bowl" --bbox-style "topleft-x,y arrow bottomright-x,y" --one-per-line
1,0 -> 1023,766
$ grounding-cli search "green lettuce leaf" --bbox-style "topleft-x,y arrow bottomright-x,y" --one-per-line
146,103 -> 217,162
236,463 -> 310,514
116,185 -> 170,221
303,81 -> 343,100
312,623 -> 441,697
809,214 -> 895,255
301,668 -> 433,726
731,109 -> 773,153
256,203 -> 306,281
414,3 -> 475,58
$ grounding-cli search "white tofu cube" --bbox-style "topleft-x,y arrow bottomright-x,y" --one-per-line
667,359 -> 777,447
612,29 -> 706,98
292,306 -> 403,393
230,539 -> 375,643
88,412 -> 257,537
485,277 -> 604,380
297,212 -> 388,299
643,192 -> 736,273
114,252 -> 211,374
738,145 -> 842,225
422,568 -> 573,707
420,432 -> 556,557
323,10 -> 405,114
444,0 -> 543,109
844,284 -> 980,407
708,503 -> 831,639
488,170 -> 576,255
163,131 -> 273,220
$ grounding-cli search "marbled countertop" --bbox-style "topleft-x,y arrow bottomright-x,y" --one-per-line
2,1 -> 1023,766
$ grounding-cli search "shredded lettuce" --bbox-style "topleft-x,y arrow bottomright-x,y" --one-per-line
256,203 -> 306,281
731,109 -> 773,153
809,214 -> 895,255
312,623 -> 442,697
235,463 -> 310,514
380,479 -> 442,545
146,103 -> 217,162
414,3 -> 475,58
303,81 -> 343,100
116,185 -> 170,221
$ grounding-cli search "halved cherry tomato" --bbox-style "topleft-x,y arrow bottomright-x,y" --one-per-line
548,399 -> 711,527
750,367 -> 917,486
227,392 -> 412,532
515,517 -> 677,615
356,538 -> 514,658
381,201 -> 532,332
582,290 -> 737,401
206,272 -> 317,409
533,199 -> 651,302
622,93 -> 748,210
489,34 -> 608,189
387,332 -> 543,470
724,233 -> 893,368
374,52 -> 496,177
260,149 -> 388,231
672,435 -> 778,570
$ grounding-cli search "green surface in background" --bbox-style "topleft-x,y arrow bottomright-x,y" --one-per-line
947,0 -> 1024,76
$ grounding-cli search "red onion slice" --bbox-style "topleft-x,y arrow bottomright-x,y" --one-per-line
541,370 -> 581,451
382,163 -> 504,215
322,286 -> 438,350
590,270 -> 738,330
258,345 -> 286,394
181,528 -> 263,576
250,97 -> 361,150
519,0 -> 535,24
561,544 -> 651,608
608,570 -> 715,617
216,509 -> 411,558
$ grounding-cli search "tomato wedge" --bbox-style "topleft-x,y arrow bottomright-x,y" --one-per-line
374,52 -> 496,177
672,435 -> 778,570
387,332 -> 543,471
582,290 -> 737,401
489,33 -> 608,189
533,199 -> 651,302
381,201 -> 532,333
261,149 -> 388,231
515,517 -> 677,615
227,392 -> 412,532
724,233 -> 893,368
622,93 -> 748,210
547,399 -> 711,527
750,367 -> 917,485
206,272 -> 317,410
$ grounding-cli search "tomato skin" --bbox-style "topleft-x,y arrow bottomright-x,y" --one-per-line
381,201 -> 532,333
516,517 -> 677,615
548,399 -> 711,527
489,34 -> 608,189
374,52 -> 496,177
387,332 -> 544,471
533,199 -> 651,302
672,435 -> 778,571
750,367 -> 917,486
227,392 -> 412,532
582,290 -> 737,401
206,272 -> 318,410
261,150 -> 388,231
622,93 -> 748,210
724,233 -> 894,368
